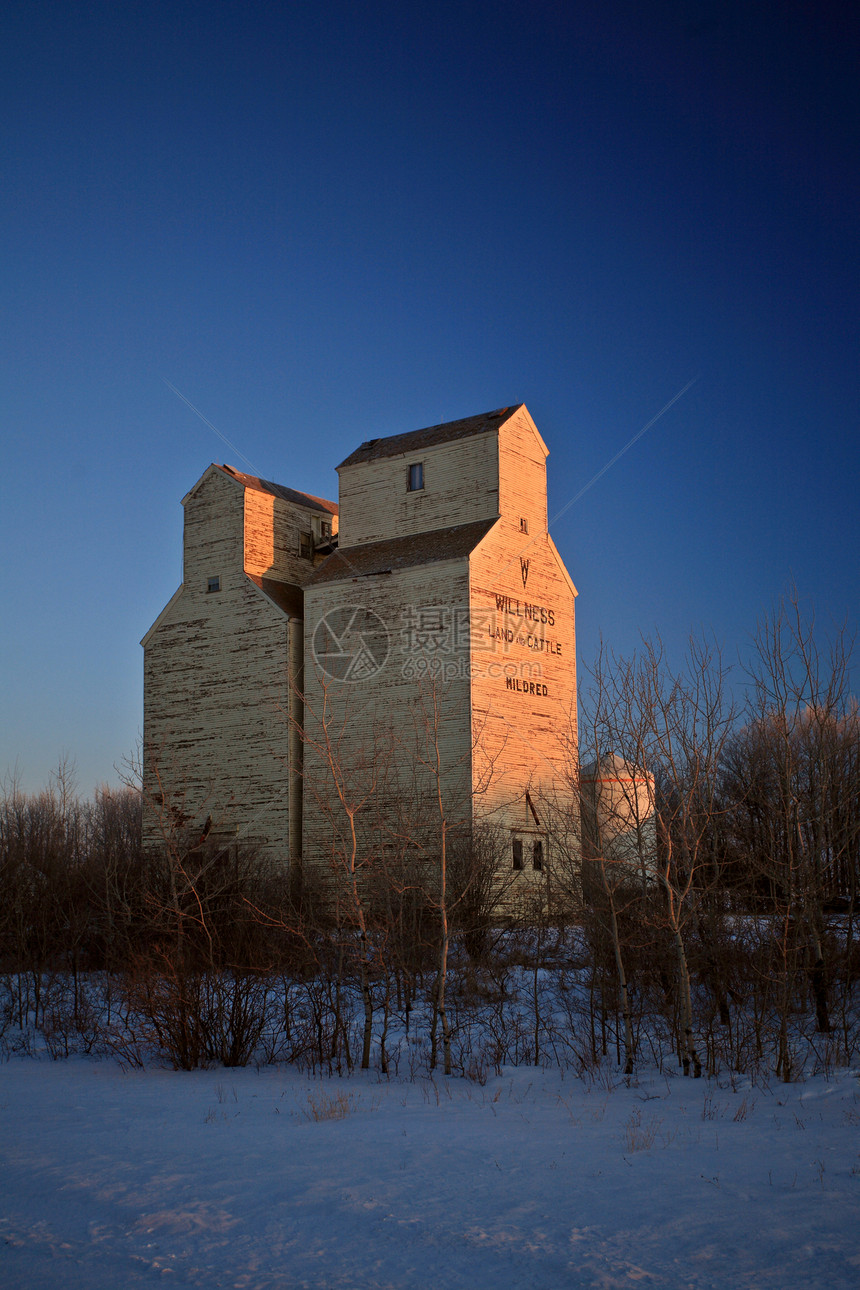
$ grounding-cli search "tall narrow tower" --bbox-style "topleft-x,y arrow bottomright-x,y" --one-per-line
301,405 -> 578,907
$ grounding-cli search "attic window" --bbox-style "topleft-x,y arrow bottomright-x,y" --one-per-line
299,532 -> 314,560
407,462 -> 424,492
207,576 -> 221,593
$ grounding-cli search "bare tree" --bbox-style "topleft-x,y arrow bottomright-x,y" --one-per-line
299,671 -> 398,1070
581,634 -> 736,1077
727,592 -> 860,1066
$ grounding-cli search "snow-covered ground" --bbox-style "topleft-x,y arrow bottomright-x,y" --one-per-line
2,1054 -> 858,1288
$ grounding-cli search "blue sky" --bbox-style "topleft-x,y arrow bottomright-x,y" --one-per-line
2,0 -> 858,794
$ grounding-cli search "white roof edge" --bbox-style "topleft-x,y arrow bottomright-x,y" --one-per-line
181,463 -> 242,507
467,523 -> 574,596
547,535 -> 577,597
514,405 -> 550,459
141,583 -> 185,647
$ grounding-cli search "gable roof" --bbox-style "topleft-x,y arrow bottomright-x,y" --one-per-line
307,518 -> 499,586
337,406 -> 522,470
245,574 -> 304,617
217,464 -> 338,514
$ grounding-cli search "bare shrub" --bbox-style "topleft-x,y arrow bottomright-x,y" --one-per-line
116,955 -> 273,1069
302,1090 -> 368,1121
624,1108 -> 663,1152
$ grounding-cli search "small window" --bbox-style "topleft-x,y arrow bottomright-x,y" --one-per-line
532,839 -> 544,872
299,532 -> 314,560
207,576 -> 220,593
519,517 -> 529,534
407,462 -> 424,492
512,838 -> 524,871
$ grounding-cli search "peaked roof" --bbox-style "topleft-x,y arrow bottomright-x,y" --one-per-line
217,464 -> 338,514
307,518 -> 498,586
337,406 -> 522,470
245,574 -> 304,617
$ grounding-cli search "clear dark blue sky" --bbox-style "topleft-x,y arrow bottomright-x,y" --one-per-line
2,0 -> 858,794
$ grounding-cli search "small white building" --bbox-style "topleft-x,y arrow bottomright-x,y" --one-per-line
579,754 -> 657,891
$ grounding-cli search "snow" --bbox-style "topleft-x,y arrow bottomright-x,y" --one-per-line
2,1055 -> 859,1288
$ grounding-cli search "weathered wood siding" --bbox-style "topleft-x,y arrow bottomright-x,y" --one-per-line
336,431 -> 499,547
243,486 -> 333,583
497,406 -> 549,533
142,469 -> 293,860
468,409 -> 579,904
143,406 -> 579,908
301,559 -> 473,893
300,406 -> 579,908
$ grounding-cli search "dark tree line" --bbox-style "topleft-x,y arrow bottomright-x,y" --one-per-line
2,593 -> 858,1079
575,593 -> 860,1080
